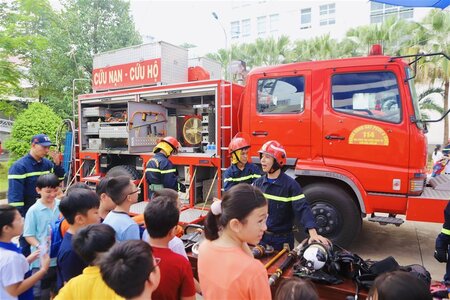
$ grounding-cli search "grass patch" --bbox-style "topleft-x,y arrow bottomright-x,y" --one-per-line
0,162 -> 8,192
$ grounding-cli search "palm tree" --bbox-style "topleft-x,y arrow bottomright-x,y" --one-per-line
291,34 -> 339,61
344,16 -> 416,56
418,87 -> 445,119
413,10 -> 450,144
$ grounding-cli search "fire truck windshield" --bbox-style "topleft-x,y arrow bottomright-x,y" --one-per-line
406,68 -> 425,130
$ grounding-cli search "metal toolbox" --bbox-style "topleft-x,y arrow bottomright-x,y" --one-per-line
85,122 -> 100,134
83,107 -> 107,117
88,138 -> 102,150
99,126 -> 128,139
93,41 -> 188,89
130,136 -> 159,147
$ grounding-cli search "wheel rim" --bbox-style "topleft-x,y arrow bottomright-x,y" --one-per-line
311,202 -> 340,236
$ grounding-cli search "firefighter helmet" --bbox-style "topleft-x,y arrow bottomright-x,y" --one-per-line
302,243 -> 330,271
228,137 -> 250,154
154,136 -> 181,155
258,140 -> 286,167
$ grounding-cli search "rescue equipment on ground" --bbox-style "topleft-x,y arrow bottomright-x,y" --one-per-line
252,244 -> 275,259
181,224 -> 204,252
302,242 -> 331,271
268,240 -> 307,286
264,245 -> 289,269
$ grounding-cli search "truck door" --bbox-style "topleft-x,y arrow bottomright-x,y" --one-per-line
248,73 -> 311,159
322,69 -> 409,194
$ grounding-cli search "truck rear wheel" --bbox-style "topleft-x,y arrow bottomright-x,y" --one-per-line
106,165 -> 142,180
294,183 -> 362,248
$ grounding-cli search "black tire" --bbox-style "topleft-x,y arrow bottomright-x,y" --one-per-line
106,165 -> 142,180
294,183 -> 362,248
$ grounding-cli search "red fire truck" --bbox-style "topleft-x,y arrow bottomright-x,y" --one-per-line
73,41 -> 449,246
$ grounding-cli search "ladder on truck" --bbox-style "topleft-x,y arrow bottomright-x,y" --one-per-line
219,80 -> 233,189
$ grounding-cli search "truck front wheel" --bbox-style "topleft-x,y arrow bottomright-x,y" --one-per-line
295,183 -> 362,248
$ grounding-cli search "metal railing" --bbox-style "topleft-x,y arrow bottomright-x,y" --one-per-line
0,118 -> 13,133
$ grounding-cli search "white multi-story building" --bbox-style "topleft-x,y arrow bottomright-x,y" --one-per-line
224,1 -> 433,44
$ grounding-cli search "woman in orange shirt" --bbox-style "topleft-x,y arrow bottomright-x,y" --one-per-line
198,184 -> 271,299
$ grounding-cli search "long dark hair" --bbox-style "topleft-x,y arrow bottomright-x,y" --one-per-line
435,144 -> 441,155
204,184 -> 267,241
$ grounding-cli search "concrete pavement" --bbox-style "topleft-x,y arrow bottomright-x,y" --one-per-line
348,218 -> 445,281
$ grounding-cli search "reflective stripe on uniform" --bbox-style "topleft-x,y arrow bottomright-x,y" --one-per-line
263,193 -> 305,202
442,228 -> 450,236
145,168 -> 177,174
224,174 -> 261,182
9,202 -> 24,207
8,170 -> 51,179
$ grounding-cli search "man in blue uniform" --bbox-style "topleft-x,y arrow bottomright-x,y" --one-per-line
145,136 -> 185,196
8,133 -> 65,256
222,136 -> 263,191
435,201 -> 450,282
253,140 -> 329,251
8,133 -> 65,216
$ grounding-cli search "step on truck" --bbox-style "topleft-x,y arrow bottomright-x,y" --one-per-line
74,41 -> 450,247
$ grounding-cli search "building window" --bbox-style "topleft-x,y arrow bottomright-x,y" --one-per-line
269,14 -> 279,33
319,3 -> 336,26
231,21 -> 240,39
300,8 -> 312,29
370,3 -> 414,24
241,19 -> 251,37
257,16 -> 267,37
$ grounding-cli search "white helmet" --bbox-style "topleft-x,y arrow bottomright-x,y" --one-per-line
302,243 -> 329,270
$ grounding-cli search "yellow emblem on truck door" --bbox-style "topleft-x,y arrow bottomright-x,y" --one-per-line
348,125 -> 389,146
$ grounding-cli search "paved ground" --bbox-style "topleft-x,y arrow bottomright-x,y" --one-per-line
348,218 -> 444,281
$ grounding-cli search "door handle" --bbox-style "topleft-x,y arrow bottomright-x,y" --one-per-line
325,135 -> 345,140
252,131 -> 268,136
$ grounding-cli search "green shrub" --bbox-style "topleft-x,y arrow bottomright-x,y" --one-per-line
4,102 -> 62,166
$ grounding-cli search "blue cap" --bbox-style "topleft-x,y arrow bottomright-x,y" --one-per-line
31,134 -> 55,147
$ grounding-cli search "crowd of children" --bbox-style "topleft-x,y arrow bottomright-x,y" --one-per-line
0,136 -> 442,300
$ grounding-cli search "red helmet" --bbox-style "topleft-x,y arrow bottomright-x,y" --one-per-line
228,137 -> 250,154
162,136 -> 181,153
258,140 -> 286,167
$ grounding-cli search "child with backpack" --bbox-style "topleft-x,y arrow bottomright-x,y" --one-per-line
56,189 -> 100,291
0,204 -> 50,300
198,184 -> 271,300
23,174 -> 61,299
